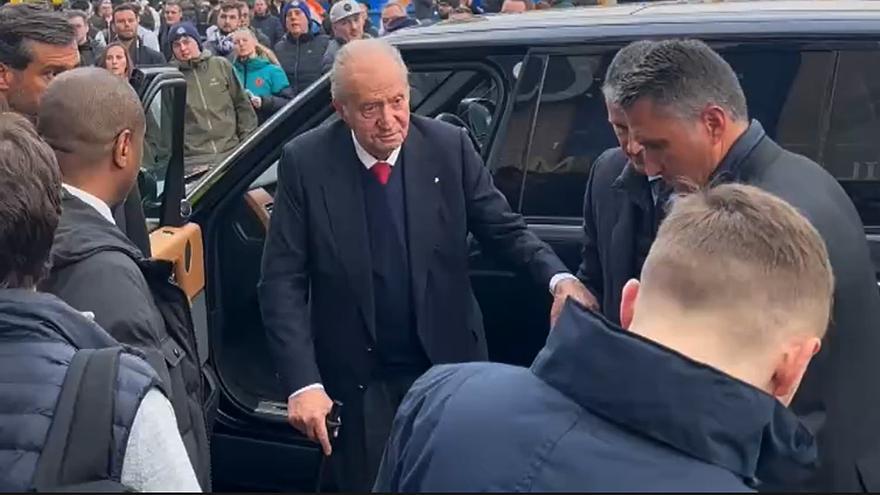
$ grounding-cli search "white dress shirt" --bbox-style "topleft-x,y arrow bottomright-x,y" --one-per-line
63,184 -> 115,225
290,132 -> 574,399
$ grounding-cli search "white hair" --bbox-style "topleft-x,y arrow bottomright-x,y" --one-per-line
330,38 -> 410,102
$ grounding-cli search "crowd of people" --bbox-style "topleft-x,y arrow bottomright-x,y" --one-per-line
2,0 -> 880,492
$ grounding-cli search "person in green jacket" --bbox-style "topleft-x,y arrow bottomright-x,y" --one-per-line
168,22 -> 258,163
232,28 -> 294,123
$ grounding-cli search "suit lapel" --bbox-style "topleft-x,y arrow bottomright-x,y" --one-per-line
321,128 -> 376,339
402,123 -> 442,326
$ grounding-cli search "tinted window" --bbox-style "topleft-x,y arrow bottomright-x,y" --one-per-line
140,86 -> 175,226
826,50 -> 880,226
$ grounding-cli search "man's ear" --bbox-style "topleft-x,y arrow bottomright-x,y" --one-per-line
0,63 -> 14,92
332,99 -> 347,121
701,105 -> 728,143
112,129 -> 134,170
771,337 -> 821,406
619,278 -> 640,330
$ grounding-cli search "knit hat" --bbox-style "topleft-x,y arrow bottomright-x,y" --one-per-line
282,0 -> 313,25
168,22 -> 202,49
329,0 -> 360,23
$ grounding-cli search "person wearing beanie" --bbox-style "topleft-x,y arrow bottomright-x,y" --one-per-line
168,22 -> 258,160
320,0 -> 371,72
273,0 -> 330,95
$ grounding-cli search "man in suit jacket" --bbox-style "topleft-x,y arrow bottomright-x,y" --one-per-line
603,38 -> 880,491
258,38 -> 591,491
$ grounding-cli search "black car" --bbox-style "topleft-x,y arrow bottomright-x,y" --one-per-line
132,0 -> 880,489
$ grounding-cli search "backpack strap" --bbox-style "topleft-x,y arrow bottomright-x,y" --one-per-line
33,348 -> 125,492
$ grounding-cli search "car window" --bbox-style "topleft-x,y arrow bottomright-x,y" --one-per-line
140,85 -> 175,226
512,48 -> 877,221
825,50 -> 880,226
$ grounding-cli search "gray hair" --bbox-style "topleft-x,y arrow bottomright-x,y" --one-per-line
330,38 -> 409,102
611,39 -> 748,122
601,40 -> 653,103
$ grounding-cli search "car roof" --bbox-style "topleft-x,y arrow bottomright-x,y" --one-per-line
389,0 -> 880,48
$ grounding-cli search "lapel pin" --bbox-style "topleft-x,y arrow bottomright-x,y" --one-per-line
434,177 -> 440,183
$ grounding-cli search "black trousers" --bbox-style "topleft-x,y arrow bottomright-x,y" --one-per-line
330,371 -> 422,492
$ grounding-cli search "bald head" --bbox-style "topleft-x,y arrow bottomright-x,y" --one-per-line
37,67 -> 145,207
330,38 -> 409,103
38,67 -> 145,165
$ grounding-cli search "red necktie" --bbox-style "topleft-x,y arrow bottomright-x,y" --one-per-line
372,161 -> 392,185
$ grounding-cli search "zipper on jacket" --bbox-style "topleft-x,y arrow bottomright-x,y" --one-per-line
192,63 -> 219,155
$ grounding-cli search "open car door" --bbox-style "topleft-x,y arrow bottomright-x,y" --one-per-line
132,66 -> 221,433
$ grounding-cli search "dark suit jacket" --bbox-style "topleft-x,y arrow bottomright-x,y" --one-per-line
576,148 -> 655,323
259,115 -> 567,401
578,126 -> 880,491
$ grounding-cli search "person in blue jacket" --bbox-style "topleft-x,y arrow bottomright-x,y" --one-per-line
375,183 -> 834,492
231,27 -> 294,123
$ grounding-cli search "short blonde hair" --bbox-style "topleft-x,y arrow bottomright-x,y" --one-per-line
641,183 -> 834,340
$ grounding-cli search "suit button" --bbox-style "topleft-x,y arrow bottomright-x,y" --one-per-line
357,384 -> 366,391
366,346 -> 373,353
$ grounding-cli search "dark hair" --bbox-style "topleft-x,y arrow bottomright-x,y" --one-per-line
235,0 -> 248,10
66,9 -> 89,23
0,4 -> 75,70
613,39 -> 748,121
96,41 -> 133,79
113,2 -> 140,18
164,0 -> 182,9
0,112 -> 62,289
220,0 -> 239,13
70,0 -> 92,11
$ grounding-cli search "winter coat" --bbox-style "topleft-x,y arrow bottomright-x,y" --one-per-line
233,55 -> 294,122
274,32 -> 329,95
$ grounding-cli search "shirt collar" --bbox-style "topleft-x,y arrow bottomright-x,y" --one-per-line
62,184 -> 115,225
351,131 -> 402,170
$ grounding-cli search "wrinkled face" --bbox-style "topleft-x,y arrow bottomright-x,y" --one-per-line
69,16 -> 90,45
105,45 -> 128,77
286,7 -> 309,35
606,99 -> 645,172
381,4 -> 404,29
332,13 -> 364,42
254,0 -> 268,15
99,1 -> 113,17
501,0 -> 526,13
218,8 -> 241,33
238,5 -> 251,26
172,36 -> 201,61
233,30 -> 256,58
113,10 -> 140,41
164,4 -> 183,24
0,41 -> 79,120
624,97 -> 715,189
334,57 -> 410,160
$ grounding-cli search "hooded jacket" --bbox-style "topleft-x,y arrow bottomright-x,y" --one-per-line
0,289 -> 160,491
274,32 -> 329,95
375,301 -> 818,492
173,51 -> 258,158
39,192 -> 213,490
233,55 -> 294,122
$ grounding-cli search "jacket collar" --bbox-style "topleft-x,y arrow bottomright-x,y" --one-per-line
610,152 -> 652,213
710,119 -> 767,185
530,300 -> 818,487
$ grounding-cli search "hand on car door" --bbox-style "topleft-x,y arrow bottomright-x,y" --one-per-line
288,388 -> 334,455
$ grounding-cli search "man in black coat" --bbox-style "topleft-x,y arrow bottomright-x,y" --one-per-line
111,3 -> 166,67
273,1 -> 329,95
259,38 -> 591,491
36,68 -> 211,490
596,38 -> 880,491
252,0 -> 284,47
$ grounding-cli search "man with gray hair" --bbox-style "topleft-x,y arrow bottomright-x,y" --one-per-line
260,38 -> 592,491
612,38 -> 880,491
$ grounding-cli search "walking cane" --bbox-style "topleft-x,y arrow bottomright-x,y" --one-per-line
315,400 -> 343,494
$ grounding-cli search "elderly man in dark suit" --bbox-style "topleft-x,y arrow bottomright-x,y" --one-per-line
586,38 -> 880,491
259,38 -> 591,491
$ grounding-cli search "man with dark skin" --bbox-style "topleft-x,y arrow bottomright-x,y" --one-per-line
0,4 -> 79,121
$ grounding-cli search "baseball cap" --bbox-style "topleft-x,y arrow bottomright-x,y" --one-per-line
329,0 -> 360,23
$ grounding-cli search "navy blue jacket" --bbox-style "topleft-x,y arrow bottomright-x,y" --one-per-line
0,289 -> 159,491
374,301 -> 817,492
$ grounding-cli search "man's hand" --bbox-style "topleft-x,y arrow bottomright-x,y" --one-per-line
250,96 -> 263,109
550,278 -> 599,327
288,388 -> 334,455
